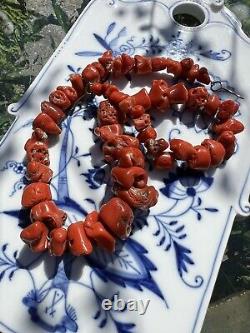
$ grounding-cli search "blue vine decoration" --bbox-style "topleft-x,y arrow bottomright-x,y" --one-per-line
75,22 -> 232,61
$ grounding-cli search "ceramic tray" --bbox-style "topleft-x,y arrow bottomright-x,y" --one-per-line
0,0 -> 250,332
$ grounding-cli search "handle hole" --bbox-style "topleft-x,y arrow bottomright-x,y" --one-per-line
171,2 -> 207,28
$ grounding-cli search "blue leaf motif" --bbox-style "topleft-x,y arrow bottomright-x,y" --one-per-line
87,239 -> 166,303
0,271 -> 5,281
200,49 -> 231,61
93,33 -> 111,50
99,318 -> 107,328
115,321 -> 135,333
173,241 -> 194,277
106,22 -> 116,36
75,51 -> 103,57
81,167 -> 105,190
205,208 -> 219,212
109,27 -> 127,49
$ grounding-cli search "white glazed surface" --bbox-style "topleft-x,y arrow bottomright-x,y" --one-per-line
0,1 -> 250,333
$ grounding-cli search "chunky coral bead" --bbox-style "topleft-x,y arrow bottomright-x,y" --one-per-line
33,113 -> 61,135
117,147 -> 145,168
97,100 -> 122,125
116,186 -> 159,210
69,74 -> 85,96
133,114 -> 151,131
154,153 -> 176,170
203,95 -> 221,117
84,212 -> 116,252
137,126 -> 157,143
57,86 -> 78,103
112,166 -> 148,189
134,55 -> 152,74
20,221 -> 48,252
167,82 -> 188,104
166,58 -> 182,77
99,197 -> 134,240
201,139 -> 225,167
67,222 -> 93,256
145,138 -> 169,156
26,161 -> 53,183
217,130 -> 236,160
187,87 -> 209,110
103,135 -> 139,162
30,200 -> 67,229
95,124 -> 123,141
49,227 -> 67,256
49,90 -> 71,110
151,57 -> 167,71
41,101 -> 66,124
216,100 -> 239,121
149,79 -> 170,112
21,182 -> 52,208
212,119 -> 244,135
188,145 -> 211,170
170,139 -> 195,161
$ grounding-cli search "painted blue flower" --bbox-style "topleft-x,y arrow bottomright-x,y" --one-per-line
160,168 -> 213,201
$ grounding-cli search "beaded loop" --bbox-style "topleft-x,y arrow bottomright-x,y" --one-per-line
20,52 -> 244,256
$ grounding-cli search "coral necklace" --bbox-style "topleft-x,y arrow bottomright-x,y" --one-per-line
20,51 -> 244,257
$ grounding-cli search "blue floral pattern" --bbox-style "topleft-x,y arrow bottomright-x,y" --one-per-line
75,22 -> 231,61
1,1 -> 249,332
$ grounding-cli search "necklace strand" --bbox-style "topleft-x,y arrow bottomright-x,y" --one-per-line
20,51 -> 244,256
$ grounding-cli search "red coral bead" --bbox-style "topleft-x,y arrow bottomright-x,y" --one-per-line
26,161 -> 53,183
166,58 -> 182,77
145,138 -> 169,156
201,139 -> 226,167
30,200 -> 67,229
217,130 -> 236,160
49,227 -> 67,256
154,153 -> 176,170
82,64 -> 100,82
129,105 -> 145,119
116,186 -> 159,210
117,147 -> 145,168
103,135 -> 139,163
149,79 -> 170,112
134,55 -> 152,74
21,182 -> 52,208
203,94 -> 221,117
133,114 -> 151,131
212,119 -> 244,135
20,221 -> 48,252
170,139 -> 196,161
187,87 -> 209,110
69,74 -> 85,96
94,124 -> 123,141
188,145 -> 211,170
137,126 -> 157,143
216,100 -> 239,121
41,101 -> 66,125
121,53 -> 135,74
49,90 -> 71,110
84,212 -> 115,252
187,64 -> 199,82
197,67 -> 210,84
99,197 -> 134,240
57,86 -> 78,103
112,166 -> 148,189
151,57 -> 167,71
33,113 -> 61,135
167,82 -> 188,104
67,222 -> 93,256
97,100 -> 121,125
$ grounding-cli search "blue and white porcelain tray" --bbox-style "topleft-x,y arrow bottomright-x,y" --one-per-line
0,1 -> 250,332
